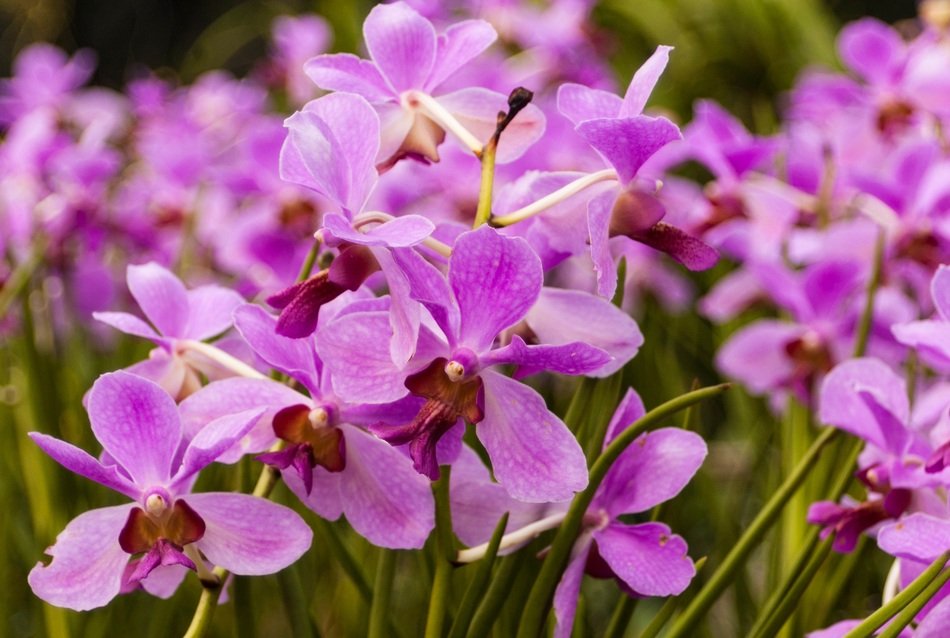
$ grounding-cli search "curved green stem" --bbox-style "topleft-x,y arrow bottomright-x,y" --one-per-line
449,513 -> 510,638
425,466 -> 455,638
516,383 -> 731,638
368,549 -> 397,638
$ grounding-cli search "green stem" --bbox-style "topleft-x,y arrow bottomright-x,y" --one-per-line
298,238 -> 322,281
278,563 -> 314,638
368,550 -> 397,638
852,229 -> 885,359
665,426 -> 841,638
467,548 -> 531,638
425,466 -> 455,638
473,138 -> 497,228
639,557 -> 708,638
448,513 -> 510,638
749,537 -> 833,638
877,563 -> 950,638
516,384 -> 731,638
845,551 -> 950,638
603,596 -> 636,638
0,237 -> 47,318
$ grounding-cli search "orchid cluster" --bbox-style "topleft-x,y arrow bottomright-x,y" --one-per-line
5,0 -> 950,636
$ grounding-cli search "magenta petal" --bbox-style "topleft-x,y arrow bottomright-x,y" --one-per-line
87,371 -> 182,487
716,321 -> 803,394
838,18 -> 904,85
450,226 -> 542,353
317,310 -> 411,403
303,53 -> 393,101
587,190 -> 617,299
631,222 -> 719,271
390,246 -> 459,345
337,424 -> 434,549
323,212 -> 433,248
29,433 -> 138,500
552,534 -> 594,638
434,88 -> 546,163
603,388 -> 647,445
371,247 -> 424,365
284,463 -> 345,520
819,358 -> 910,452
127,262 -> 189,337
481,335 -> 612,377
28,504 -> 133,611
598,428 -> 707,516
363,1 -> 436,93
596,522 -> 695,596
139,564 -> 188,599
877,513 -> 950,562
576,115 -> 681,184
187,493 -> 312,575
184,285 -> 244,341
171,408 -> 264,490
123,354 -> 187,400
933,266 -> 950,321
917,595 -> 950,638
619,45 -> 673,117
556,83 -> 623,125
478,370 -> 588,502
892,321 -> 950,373
93,311 -> 161,341
425,19 -> 497,91
233,304 -> 319,392
525,287 -> 644,377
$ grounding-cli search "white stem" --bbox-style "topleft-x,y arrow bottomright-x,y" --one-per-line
455,511 -> 568,564
492,169 -> 618,226
185,544 -> 219,585
882,558 -> 902,604
406,90 -> 484,156
179,340 -> 268,380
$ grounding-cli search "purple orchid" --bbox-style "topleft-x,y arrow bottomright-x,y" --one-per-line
28,371 -> 312,610
178,301 -> 435,549
303,1 -> 544,169
893,265 -> 950,373
552,388 -> 706,637
0,43 -> 95,124
93,262 -> 246,400
319,225 -> 605,502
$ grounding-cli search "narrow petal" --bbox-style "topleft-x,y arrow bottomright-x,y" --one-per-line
337,424 -> 435,549
877,513 -> 950,562
92,311 -> 160,341
556,83 -> 623,125
425,19 -> 497,91
233,304 -> 320,392
525,287 -> 644,377
127,262 -> 189,337
363,1 -> 437,93
481,335 -> 611,377
303,53 -> 393,101
892,321 -> 950,373
372,247 -> 425,364
171,408 -> 264,490
933,265 -> 950,322
390,246 -> 460,345
478,370 -> 588,502
187,493 -> 312,575
619,46 -> 673,117
576,115 -> 681,184
87,371 -> 182,487
552,534 -> 595,638
184,285 -> 245,341
597,428 -> 707,516
603,388 -> 647,445
28,505 -> 133,611
587,190 -> 618,299
450,226 -> 542,353
596,522 -> 695,596
631,222 -> 719,271
29,433 -> 138,500
323,212 -> 433,248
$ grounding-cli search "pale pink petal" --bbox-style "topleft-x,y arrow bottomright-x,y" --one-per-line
29,432 -> 138,500
552,534 -> 595,638
184,285 -> 244,341
425,19 -> 497,92
596,522 -> 695,595
363,1 -> 437,93
92,311 -> 161,341
556,83 -> 622,125
127,262 -> 189,337
619,46 -> 673,117
303,53 -> 393,101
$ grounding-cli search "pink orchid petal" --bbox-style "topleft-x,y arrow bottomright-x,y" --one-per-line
425,19 -> 497,91
587,190 -> 617,299
363,1 -> 437,93
233,304 -> 320,392
92,311 -> 160,341
878,513 -> 950,562
303,53 -> 393,101
552,533 -> 594,638
127,262 -> 189,337
29,432 -> 139,500
619,45 -> 673,117
837,18 -> 904,85
171,408 -> 264,490
576,115 -> 681,184
184,284 -> 244,341
556,83 -> 623,125
596,521 -> 695,596
478,370 -> 588,502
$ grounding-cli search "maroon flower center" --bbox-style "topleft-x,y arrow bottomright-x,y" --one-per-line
118,497 -> 205,556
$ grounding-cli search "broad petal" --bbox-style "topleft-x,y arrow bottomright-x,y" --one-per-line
434,88 -> 546,163
337,424 -> 435,549
233,304 -> 320,392
92,311 -> 160,341
819,358 -> 910,452
187,493 -> 312,575
838,18 -> 904,85
323,212 -> 433,248
552,534 -> 594,638
284,462 -> 345,520
178,378 -> 303,461
556,83 -> 622,125
481,335 -> 611,377
877,513 -> 950,562
29,433 -> 139,500
317,310 -> 411,403
892,321 -> 950,373
127,262 -> 189,337
87,371 -> 182,487
184,285 -> 244,341
478,370 -> 588,502
917,595 -> 950,638
619,46 -> 673,117
28,504 -> 133,611
576,115 -> 681,184
715,321 -> 803,395
933,265 -> 950,321
281,109 -> 351,211
597,428 -> 707,516
587,190 -> 617,299
303,53 -> 393,101
123,353 -> 187,401
596,522 -> 695,596
171,408 -> 264,490
363,1 -> 436,93
425,19 -> 497,91
450,226 -> 542,353
525,287 -> 643,377
139,564 -> 188,599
